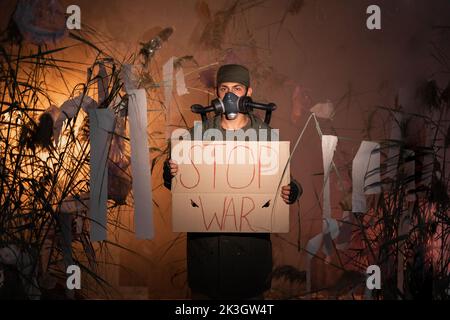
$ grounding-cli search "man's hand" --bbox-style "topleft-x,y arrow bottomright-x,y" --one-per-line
281,184 -> 291,204
168,159 -> 178,176
163,158 -> 178,190
281,180 -> 303,204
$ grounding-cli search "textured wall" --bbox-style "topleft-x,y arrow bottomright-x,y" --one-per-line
1,0 -> 449,299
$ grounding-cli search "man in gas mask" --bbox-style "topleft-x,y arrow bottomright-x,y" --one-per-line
163,64 -> 302,299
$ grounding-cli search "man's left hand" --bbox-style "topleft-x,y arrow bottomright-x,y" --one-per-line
281,184 -> 292,204
281,180 -> 303,204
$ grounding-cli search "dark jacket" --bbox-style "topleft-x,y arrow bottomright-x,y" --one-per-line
163,113 -> 302,299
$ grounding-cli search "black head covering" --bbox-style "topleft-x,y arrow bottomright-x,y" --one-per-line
216,64 -> 250,88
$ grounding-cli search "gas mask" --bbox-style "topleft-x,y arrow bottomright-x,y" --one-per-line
211,92 -> 249,120
191,93 -> 277,125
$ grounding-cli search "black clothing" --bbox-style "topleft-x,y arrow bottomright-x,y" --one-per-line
163,113 -> 301,299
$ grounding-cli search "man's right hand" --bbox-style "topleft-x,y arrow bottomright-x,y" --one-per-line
168,159 -> 178,176
163,158 -> 178,190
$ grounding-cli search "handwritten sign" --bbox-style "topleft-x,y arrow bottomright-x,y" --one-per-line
171,140 -> 290,233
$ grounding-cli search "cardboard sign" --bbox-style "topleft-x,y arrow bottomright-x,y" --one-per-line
171,140 -> 290,233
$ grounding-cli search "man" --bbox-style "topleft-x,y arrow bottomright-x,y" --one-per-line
163,64 -> 302,299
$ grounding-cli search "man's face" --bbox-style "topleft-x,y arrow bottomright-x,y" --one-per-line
217,82 -> 252,99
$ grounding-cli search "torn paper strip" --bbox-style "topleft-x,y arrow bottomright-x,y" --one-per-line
364,143 -> 381,195
310,100 -> 334,120
120,64 -> 140,92
322,217 -> 339,256
128,89 -> 154,239
321,135 -> 338,219
54,95 -> 98,144
89,108 -> 115,241
175,67 -> 189,96
60,193 -> 89,238
352,141 -> 381,213
163,57 -> 175,139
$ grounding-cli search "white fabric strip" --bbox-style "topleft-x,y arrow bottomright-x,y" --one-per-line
175,67 -> 189,96
128,89 -> 154,239
352,141 -> 381,213
163,57 -> 175,139
321,135 -> 338,220
89,108 -> 115,241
